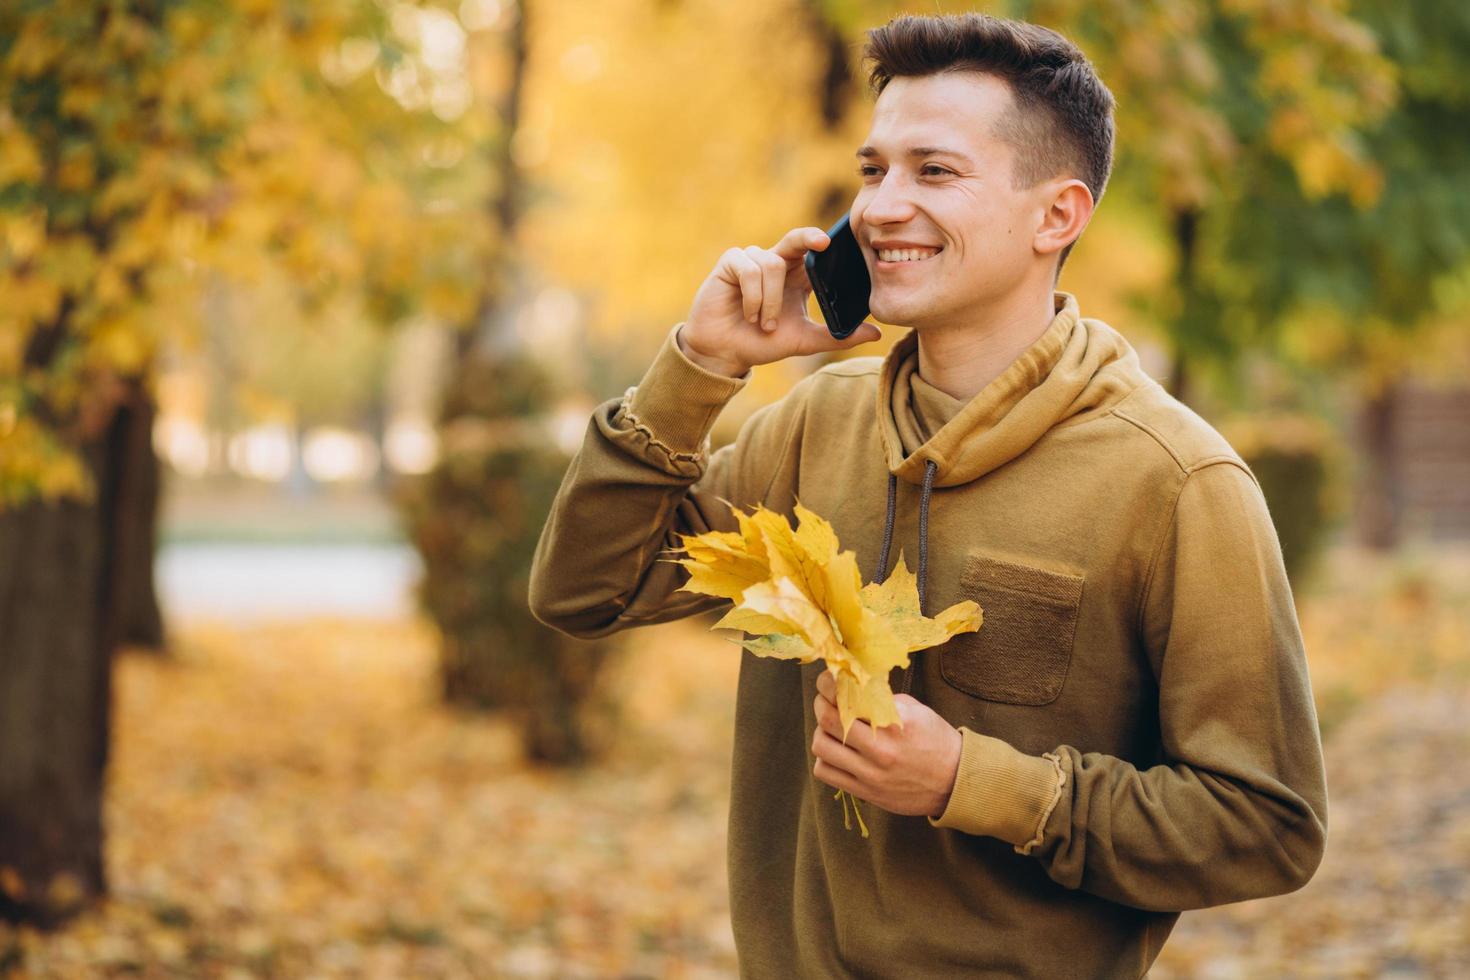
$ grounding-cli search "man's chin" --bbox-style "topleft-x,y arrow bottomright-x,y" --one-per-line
869,294 -> 935,330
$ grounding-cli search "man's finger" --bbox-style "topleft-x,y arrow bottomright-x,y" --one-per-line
813,691 -> 837,735
838,716 -> 878,751
748,248 -> 785,329
725,249 -> 764,323
815,669 -> 835,699
816,693 -> 877,751
812,731 -> 870,784
771,226 -> 830,262
812,756 -> 860,794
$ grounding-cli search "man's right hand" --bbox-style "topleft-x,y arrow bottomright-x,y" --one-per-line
678,226 -> 883,377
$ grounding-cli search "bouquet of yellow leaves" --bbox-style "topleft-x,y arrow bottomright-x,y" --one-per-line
660,498 -> 983,836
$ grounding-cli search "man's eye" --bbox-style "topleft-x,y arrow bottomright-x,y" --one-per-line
855,164 -> 951,178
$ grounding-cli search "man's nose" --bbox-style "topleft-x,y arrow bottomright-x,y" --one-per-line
858,172 -> 917,226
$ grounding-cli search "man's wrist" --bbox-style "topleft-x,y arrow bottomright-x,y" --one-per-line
676,323 -> 749,378
930,789 -> 953,820
931,727 -> 963,819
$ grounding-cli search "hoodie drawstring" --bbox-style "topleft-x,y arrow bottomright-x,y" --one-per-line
877,460 -> 939,697
916,458 -> 936,614
877,473 -> 898,587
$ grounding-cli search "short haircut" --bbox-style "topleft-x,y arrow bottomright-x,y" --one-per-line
863,13 -> 1116,273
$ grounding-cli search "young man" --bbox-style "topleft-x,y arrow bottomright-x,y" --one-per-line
530,13 -> 1327,979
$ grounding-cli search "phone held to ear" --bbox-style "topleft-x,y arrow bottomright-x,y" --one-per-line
805,214 -> 872,340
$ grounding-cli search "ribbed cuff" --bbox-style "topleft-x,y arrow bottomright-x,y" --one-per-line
621,322 -> 751,456
927,726 -> 1066,854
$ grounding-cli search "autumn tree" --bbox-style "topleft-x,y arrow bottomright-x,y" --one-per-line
0,0 -> 488,925
1212,0 -> 1470,546
1022,0 -> 1470,547
1001,0 -> 1396,407
396,0 -> 627,764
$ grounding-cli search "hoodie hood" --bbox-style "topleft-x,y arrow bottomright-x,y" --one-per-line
879,291 -> 1143,488
870,291 -> 1147,664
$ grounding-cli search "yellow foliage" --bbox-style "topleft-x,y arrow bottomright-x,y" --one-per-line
0,414 -> 94,509
521,0 -> 870,341
1,270 -> 63,328
2,0 -> 503,512
0,314 -> 22,374
4,18 -> 62,79
59,80 -> 104,120
1,207 -> 46,261
91,312 -> 152,376
0,127 -> 43,186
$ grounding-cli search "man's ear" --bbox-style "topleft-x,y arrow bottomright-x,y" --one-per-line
1033,178 -> 1094,258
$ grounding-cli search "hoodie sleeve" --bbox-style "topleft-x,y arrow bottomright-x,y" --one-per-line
528,322 -> 805,640
929,459 -> 1329,912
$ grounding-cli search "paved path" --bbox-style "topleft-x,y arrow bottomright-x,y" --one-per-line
157,542 -> 422,623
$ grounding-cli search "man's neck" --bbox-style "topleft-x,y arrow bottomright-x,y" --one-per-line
914,283 -> 1059,403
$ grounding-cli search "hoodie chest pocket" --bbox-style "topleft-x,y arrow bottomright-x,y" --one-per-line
939,553 -> 1085,707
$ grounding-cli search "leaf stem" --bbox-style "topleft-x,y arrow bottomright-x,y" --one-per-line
833,789 -> 870,838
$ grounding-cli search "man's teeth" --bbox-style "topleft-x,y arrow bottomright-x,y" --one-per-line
878,248 -> 940,262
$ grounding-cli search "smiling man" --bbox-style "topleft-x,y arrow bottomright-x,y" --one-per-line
530,12 -> 1327,979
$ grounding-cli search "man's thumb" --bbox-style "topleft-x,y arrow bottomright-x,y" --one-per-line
838,322 -> 882,347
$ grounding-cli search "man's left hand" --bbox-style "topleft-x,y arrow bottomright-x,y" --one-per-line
811,669 -> 963,820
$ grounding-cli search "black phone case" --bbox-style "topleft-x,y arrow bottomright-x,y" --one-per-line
805,214 -> 872,340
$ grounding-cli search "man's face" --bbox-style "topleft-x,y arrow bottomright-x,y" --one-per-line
849,71 -> 1050,330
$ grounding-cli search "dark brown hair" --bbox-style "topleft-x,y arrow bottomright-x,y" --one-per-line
863,13 -> 1115,272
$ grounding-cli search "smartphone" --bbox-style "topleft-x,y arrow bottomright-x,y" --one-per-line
805,214 -> 871,340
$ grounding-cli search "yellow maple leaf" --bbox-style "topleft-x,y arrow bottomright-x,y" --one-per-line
665,519 -> 767,601
860,551 -> 984,656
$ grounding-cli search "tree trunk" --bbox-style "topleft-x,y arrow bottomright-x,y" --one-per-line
1356,380 -> 1400,550
459,0 -> 530,362
1167,346 -> 1191,409
100,380 -> 166,652
363,386 -> 391,493
801,0 -> 860,371
286,416 -> 317,499
0,370 -> 169,925
1166,206 -> 1200,407
0,447 -> 111,927
420,0 -> 617,765
801,0 -> 854,130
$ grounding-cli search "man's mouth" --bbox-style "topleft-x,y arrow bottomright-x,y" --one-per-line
876,246 -> 942,264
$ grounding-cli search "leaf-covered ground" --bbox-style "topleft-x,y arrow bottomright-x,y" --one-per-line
5,619 -> 744,979
3,545 -> 1468,978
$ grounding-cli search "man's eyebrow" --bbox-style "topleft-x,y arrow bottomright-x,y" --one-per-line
855,145 -> 973,166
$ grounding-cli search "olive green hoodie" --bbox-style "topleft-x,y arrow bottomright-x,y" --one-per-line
529,291 -> 1328,979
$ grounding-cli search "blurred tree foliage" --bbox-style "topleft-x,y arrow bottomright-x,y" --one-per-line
1008,0 -> 1470,556
0,0 -> 493,507
1010,0 -> 1399,404
519,0 -> 893,407
1241,0 -> 1470,380
1221,0 -> 1470,548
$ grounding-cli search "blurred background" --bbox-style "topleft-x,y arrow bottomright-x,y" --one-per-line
1,0 -> 1468,976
